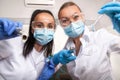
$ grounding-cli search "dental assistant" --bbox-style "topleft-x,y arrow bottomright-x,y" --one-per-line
0,9 -> 76,80
58,1 -> 120,80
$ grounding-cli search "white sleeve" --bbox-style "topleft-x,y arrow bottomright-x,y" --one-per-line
101,29 -> 120,54
109,38 -> 120,54
0,36 -> 23,60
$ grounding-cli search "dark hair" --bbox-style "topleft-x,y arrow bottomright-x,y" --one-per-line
58,1 -> 82,19
23,9 -> 55,58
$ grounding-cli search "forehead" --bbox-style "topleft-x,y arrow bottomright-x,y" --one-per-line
34,13 -> 54,22
59,5 -> 81,18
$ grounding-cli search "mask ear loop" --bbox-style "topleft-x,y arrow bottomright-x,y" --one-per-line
90,0 -> 116,32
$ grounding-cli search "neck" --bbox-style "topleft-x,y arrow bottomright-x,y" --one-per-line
72,35 -> 82,56
34,42 -> 43,52
73,34 -> 82,44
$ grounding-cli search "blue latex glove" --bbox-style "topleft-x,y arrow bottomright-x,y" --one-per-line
0,18 -> 22,36
98,2 -> 120,33
38,58 -> 55,80
38,50 -> 76,80
52,49 -> 76,65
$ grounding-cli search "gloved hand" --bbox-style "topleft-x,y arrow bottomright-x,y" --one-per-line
38,58 -> 55,80
0,18 -> 22,36
38,50 -> 76,80
52,49 -> 76,65
98,2 -> 120,33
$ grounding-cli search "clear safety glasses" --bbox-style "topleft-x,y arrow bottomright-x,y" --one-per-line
59,13 -> 84,27
32,21 -> 55,29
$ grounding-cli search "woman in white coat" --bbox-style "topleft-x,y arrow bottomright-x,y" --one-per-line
0,9 -> 76,80
57,1 -> 120,80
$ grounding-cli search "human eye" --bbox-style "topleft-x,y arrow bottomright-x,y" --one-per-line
36,22 -> 44,28
61,19 -> 68,24
73,15 -> 79,20
60,18 -> 70,26
48,23 -> 54,29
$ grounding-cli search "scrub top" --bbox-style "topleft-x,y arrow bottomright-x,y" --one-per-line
65,27 -> 120,80
0,36 -> 45,80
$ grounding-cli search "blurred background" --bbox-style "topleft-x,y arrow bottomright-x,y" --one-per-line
0,0 -> 120,80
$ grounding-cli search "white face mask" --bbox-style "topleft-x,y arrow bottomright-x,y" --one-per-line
63,20 -> 85,38
33,28 -> 54,45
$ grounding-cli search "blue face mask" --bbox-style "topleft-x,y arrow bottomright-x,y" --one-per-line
33,28 -> 54,45
63,20 -> 85,38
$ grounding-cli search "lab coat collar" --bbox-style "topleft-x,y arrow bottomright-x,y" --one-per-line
68,26 -> 90,44
78,26 -> 95,56
67,26 -> 92,56
80,26 -> 90,48
30,48 -> 45,65
79,26 -> 99,56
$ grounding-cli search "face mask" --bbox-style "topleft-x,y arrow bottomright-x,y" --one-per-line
63,20 -> 85,38
33,28 -> 54,45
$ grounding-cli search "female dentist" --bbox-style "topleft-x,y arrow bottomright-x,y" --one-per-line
0,9 -> 76,80
57,1 -> 120,80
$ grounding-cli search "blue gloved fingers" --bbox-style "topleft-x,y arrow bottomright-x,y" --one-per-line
118,17 -> 120,20
60,60 -> 69,65
0,18 -> 6,25
17,22 -> 23,28
63,50 -> 74,58
112,18 -> 120,33
15,22 -> 23,30
116,28 -> 120,33
101,2 -> 120,9
7,21 -> 16,35
1,19 -> 9,31
66,56 -> 76,61
49,59 -> 56,68
114,13 -> 120,19
59,54 -> 70,64
98,7 -> 120,14
98,2 -> 120,33
60,50 -> 76,65
113,13 -> 120,33
52,49 -> 75,65
38,61 -> 55,80
60,56 -> 76,65
0,19 -> 5,27
0,18 -> 22,36
113,24 -> 120,33
7,21 -> 23,35
1,19 -> 15,35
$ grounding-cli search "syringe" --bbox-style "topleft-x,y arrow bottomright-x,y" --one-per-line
69,47 -> 76,56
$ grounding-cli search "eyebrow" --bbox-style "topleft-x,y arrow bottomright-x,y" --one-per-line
34,20 -> 54,23
60,12 -> 79,19
72,12 -> 79,16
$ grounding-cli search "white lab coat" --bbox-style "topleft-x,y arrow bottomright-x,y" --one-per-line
0,36 -> 45,80
65,27 -> 120,80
